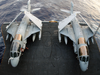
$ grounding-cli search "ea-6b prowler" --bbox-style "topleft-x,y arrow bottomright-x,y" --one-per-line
58,2 -> 94,71
5,0 -> 42,67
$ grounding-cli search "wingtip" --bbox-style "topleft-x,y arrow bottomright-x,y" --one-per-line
60,9 -> 63,11
60,9 -> 70,14
71,1 -> 74,7
31,8 -> 41,12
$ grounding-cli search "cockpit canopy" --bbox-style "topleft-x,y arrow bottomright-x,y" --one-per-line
79,56 -> 89,62
10,42 -> 21,58
79,46 -> 89,56
79,46 -> 89,62
10,51 -> 19,58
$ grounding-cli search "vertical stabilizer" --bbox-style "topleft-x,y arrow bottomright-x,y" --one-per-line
27,0 -> 31,12
70,1 -> 74,14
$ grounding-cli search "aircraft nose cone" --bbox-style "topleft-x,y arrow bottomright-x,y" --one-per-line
11,57 -> 19,67
80,61 -> 89,71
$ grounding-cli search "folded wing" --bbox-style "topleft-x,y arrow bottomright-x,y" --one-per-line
24,11 -> 42,29
58,13 -> 76,31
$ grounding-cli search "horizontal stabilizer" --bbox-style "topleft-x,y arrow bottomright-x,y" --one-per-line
21,8 -> 41,13
58,13 -> 76,31
61,9 -> 80,14
74,11 -> 80,14
24,11 -> 42,29
61,9 -> 70,14
20,8 -> 27,12
31,8 -> 41,12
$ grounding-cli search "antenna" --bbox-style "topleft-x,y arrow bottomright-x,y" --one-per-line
93,24 -> 100,36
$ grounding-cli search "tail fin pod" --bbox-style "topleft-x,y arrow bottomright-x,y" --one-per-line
27,0 -> 31,12
61,1 -> 80,15
70,1 -> 74,14
61,1 -> 74,14
20,0 -> 40,12
27,0 -> 41,12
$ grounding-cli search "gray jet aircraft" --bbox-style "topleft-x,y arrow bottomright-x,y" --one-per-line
5,0 -> 42,67
58,2 -> 94,71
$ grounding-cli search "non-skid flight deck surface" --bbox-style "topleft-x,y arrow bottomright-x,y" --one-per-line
0,22 -> 100,75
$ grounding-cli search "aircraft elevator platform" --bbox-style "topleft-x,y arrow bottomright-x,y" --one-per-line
0,22 -> 100,75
